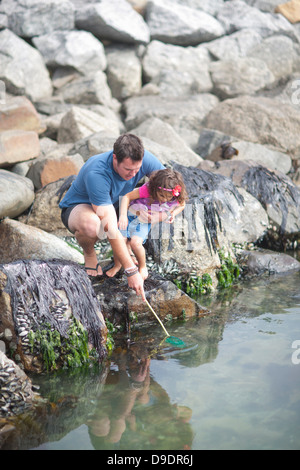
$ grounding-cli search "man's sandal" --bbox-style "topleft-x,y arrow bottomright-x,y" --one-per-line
84,263 -> 103,279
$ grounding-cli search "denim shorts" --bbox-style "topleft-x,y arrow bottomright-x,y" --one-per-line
119,215 -> 151,244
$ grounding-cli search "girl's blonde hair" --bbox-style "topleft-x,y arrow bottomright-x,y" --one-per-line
147,168 -> 188,205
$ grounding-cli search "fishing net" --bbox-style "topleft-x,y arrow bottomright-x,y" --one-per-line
165,336 -> 186,347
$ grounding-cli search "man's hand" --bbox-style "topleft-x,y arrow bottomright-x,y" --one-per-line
137,209 -> 151,223
127,271 -> 146,301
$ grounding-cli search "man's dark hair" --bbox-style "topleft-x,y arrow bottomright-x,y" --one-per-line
113,134 -> 144,163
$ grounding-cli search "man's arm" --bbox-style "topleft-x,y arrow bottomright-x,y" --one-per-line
119,188 -> 140,230
93,203 -> 145,300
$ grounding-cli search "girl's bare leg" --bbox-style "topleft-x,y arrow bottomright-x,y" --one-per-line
130,236 -> 148,280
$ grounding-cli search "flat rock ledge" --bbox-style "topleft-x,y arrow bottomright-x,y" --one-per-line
237,248 -> 300,277
94,271 -> 209,332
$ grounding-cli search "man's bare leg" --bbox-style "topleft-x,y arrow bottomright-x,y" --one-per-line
68,204 -> 103,276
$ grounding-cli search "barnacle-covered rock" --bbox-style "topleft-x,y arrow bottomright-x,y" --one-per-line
0,260 -> 107,373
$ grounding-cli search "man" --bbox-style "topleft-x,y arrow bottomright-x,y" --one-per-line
59,134 -> 165,300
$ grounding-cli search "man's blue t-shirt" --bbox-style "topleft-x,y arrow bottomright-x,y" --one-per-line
59,149 -> 164,209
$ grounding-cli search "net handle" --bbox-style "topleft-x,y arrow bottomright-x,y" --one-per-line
145,299 -> 170,337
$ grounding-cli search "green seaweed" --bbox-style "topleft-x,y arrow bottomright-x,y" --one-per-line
28,318 -> 91,371
174,273 -> 212,299
105,319 -> 116,353
216,249 -> 240,289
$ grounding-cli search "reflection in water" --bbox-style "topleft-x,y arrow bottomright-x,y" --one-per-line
1,270 -> 300,450
87,342 -> 193,450
0,338 -> 195,450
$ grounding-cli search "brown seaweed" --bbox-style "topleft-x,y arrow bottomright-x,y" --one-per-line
1,259 -> 107,361
241,165 -> 300,235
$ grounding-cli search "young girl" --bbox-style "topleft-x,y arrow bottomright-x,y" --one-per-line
106,168 -> 188,280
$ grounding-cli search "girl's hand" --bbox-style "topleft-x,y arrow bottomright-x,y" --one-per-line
165,212 -> 174,224
118,215 -> 128,230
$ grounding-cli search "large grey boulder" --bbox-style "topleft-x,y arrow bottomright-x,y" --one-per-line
0,218 -> 84,264
106,45 -> 142,100
21,176 -> 74,235
0,29 -> 52,102
209,57 -> 275,99
0,170 -> 34,218
239,249 -> 300,276
203,95 -> 300,157
216,0 -> 298,40
57,106 -> 121,144
57,71 -> 118,111
146,0 -> 225,46
207,28 -> 263,60
32,30 -> 107,76
124,93 -> 219,134
172,0 -> 225,16
130,117 -> 202,166
69,132 -> 119,162
142,40 -> 213,96
247,35 -> 296,82
196,128 -> 292,174
246,0 -> 281,13
74,0 -> 150,45
229,141 -> 292,175
1,0 -> 74,37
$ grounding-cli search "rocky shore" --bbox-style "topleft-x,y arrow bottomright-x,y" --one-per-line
1,0 -> 300,423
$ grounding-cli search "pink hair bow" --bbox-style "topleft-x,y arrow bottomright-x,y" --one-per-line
159,185 -> 181,197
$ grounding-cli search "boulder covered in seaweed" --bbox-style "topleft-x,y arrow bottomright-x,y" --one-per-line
146,163 -> 269,284
197,159 -> 300,250
0,260 -> 107,373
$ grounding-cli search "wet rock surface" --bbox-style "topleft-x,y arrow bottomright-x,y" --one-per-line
0,351 -> 39,418
95,271 -> 209,331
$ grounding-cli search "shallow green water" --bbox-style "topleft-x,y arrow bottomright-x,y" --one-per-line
3,270 -> 300,451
